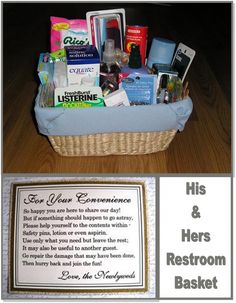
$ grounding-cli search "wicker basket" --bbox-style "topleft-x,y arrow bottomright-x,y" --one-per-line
35,85 -> 192,157
48,129 -> 177,156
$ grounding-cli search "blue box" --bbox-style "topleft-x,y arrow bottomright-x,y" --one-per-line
65,45 -> 100,86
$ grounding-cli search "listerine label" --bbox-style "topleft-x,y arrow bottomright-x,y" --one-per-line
54,85 -> 104,108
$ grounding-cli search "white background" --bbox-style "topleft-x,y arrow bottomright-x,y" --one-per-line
160,177 -> 231,298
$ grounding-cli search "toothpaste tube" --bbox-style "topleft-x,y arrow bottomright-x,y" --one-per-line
54,85 -> 104,108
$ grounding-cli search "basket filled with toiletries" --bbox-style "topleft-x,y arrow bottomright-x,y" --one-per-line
34,9 -> 194,156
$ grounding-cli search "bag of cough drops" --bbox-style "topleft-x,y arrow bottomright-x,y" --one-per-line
50,16 -> 89,52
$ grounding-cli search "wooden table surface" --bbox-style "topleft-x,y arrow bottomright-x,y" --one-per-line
3,3 -> 231,173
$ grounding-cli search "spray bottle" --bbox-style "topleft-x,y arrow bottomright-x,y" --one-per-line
121,44 -> 148,75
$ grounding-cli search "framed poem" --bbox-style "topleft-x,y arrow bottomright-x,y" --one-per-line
9,181 -> 148,294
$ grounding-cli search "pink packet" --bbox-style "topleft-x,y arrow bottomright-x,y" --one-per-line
50,16 -> 89,52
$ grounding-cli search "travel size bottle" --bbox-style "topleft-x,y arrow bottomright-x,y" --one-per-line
121,44 -> 148,75
100,39 -> 121,87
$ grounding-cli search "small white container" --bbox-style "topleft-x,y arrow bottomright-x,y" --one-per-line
104,88 -> 130,107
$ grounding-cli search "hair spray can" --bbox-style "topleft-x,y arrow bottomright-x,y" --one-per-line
125,25 -> 148,65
